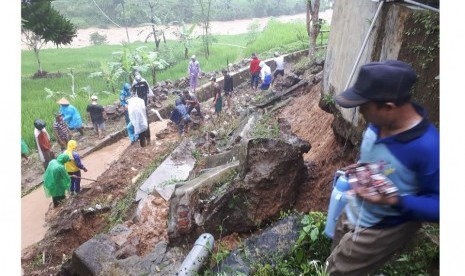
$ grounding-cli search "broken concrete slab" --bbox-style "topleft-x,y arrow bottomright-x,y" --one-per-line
204,141 -> 248,170
135,139 -> 196,202
73,237 -> 186,276
168,161 -> 241,244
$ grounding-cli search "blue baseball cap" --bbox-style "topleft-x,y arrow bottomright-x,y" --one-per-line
335,60 -> 418,108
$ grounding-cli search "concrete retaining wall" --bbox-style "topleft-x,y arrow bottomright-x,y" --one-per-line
322,0 -> 439,145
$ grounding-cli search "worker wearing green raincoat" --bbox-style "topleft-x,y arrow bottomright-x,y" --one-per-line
43,153 -> 71,207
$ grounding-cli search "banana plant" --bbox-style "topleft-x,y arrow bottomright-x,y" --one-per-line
171,20 -> 197,58
88,61 -> 125,94
80,85 -> 112,100
44,68 -> 79,100
133,46 -> 169,84
112,45 -> 138,83
111,45 -> 170,85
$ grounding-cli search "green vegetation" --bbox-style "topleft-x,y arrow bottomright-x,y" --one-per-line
202,212 -> 439,276
248,212 -> 332,276
322,93 -> 335,105
251,113 -> 280,140
22,20 -> 327,150
375,224 -> 439,276
404,11 -> 439,70
89,32 -> 108,46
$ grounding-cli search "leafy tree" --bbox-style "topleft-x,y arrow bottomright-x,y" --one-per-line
306,0 -> 321,62
21,0 -> 77,74
172,21 -> 197,58
138,0 -> 175,50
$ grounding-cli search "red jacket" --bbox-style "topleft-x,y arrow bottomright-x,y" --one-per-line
250,57 -> 261,74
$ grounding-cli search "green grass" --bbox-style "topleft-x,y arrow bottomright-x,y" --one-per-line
21,21 -> 321,150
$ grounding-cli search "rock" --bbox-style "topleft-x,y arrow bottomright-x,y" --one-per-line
167,137 -> 310,245
213,215 -> 301,274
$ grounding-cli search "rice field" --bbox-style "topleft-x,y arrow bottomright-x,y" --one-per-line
21,21 -> 329,150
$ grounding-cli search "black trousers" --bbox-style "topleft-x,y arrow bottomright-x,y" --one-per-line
139,127 -> 151,147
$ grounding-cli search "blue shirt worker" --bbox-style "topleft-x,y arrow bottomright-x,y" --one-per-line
170,98 -> 191,136
326,60 -> 439,276
57,97 -> 84,136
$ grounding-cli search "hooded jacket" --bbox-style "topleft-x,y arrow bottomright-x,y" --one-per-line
127,97 -> 148,135
64,140 -> 87,173
43,154 -> 71,197
120,83 -> 132,107
60,104 -> 83,129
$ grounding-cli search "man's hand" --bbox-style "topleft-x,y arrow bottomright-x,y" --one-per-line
354,185 -> 399,206
84,168 -> 88,173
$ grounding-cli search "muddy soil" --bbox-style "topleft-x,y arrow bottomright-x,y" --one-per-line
21,117 -> 127,195
20,61 -> 356,276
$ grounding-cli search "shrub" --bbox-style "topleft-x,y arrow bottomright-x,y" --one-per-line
89,32 -> 107,45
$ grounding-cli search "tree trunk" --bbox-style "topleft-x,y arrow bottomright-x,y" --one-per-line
122,3 -> 131,43
151,25 -> 161,50
197,0 -> 212,58
34,48 -> 43,74
306,0 -> 320,62
152,67 -> 157,85
149,3 -> 160,50
125,26 -> 131,44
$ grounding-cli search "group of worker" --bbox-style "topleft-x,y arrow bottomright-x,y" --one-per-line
249,52 -> 285,92
31,52 -> 280,207
38,70 -> 154,208
38,53 -> 285,207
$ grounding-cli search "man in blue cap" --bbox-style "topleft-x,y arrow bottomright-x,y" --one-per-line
325,60 -> 439,275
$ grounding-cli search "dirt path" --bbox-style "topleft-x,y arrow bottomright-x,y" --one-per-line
21,121 -> 167,251
21,139 -> 129,251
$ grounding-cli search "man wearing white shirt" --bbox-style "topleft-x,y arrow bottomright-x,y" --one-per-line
272,52 -> 285,88
259,61 -> 272,91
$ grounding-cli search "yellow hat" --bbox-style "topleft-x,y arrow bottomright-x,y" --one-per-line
67,140 -> 77,151
57,97 -> 70,105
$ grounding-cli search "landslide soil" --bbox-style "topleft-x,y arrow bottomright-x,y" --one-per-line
21,64 -> 357,276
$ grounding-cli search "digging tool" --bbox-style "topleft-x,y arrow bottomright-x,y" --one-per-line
70,175 -> 98,182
